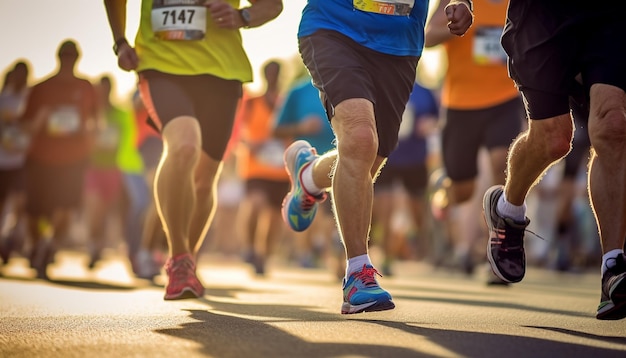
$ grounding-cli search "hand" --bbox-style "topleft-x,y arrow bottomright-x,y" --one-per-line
445,1 -> 473,36
117,43 -> 139,71
206,0 -> 243,29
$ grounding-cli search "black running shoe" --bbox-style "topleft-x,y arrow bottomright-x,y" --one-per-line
483,185 -> 530,283
596,254 -> 626,320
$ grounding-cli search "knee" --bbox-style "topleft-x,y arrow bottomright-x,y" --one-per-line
166,142 -> 201,170
589,108 -> 626,152
548,134 -> 573,161
338,127 -> 378,162
530,122 -> 572,161
334,100 -> 379,163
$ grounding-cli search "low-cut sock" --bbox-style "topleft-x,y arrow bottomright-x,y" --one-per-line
345,254 -> 372,279
300,160 -> 323,195
602,249 -> 624,276
496,191 -> 527,222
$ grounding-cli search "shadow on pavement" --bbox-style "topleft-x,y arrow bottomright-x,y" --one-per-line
156,309 -> 427,358
154,293 -> 626,358
364,320 -> 626,358
524,326 -> 626,345
390,291 -> 591,318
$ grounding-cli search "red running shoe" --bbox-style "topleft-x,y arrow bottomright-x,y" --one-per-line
164,253 -> 205,300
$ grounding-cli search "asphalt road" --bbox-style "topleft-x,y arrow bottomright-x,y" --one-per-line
1,251 -> 625,358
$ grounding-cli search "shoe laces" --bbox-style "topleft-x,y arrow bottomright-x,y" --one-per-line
354,265 -> 382,287
300,192 -> 317,211
496,218 -> 544,251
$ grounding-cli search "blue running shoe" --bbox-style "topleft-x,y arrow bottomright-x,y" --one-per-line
341,264 -> 395,314
282,140 -> 327,232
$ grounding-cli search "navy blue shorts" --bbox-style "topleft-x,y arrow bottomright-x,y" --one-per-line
298,30 -> 419,157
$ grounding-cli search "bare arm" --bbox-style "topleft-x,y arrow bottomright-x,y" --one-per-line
425,0 -> 453,47
208,0 -> 283,30
103,0 -> 139,71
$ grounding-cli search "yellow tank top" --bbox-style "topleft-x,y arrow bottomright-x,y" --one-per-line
442,0 -> 518,109
135,0 -> 253,82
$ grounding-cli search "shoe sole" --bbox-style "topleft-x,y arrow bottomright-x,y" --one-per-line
341,299 -> 395,314
164,287 -> 204,300
282,140 -> 315,232
483,186 -> 521,284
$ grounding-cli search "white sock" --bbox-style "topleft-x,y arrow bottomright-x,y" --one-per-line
345,254 -> 372,278
496,192 -> 527,222
301,160 -> 323,195
601,249 -> 624,276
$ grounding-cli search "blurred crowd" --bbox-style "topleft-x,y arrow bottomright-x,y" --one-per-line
0,37 -> 600,283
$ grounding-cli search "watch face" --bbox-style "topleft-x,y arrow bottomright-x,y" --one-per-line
241,9 -> 251,24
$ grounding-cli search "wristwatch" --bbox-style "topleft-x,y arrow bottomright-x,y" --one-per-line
113,37 -> 128,56
238,8 -> 251,28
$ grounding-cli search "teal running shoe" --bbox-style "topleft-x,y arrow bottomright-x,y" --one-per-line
282,140 -> 326,232
341,264 -> 395,314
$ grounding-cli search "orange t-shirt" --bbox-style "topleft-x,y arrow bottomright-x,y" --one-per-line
236,95 -> 289,181
22,74 -> 98,165
442,0 -> 519,110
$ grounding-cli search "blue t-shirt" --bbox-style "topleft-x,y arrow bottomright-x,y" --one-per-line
275,79 -> 336,155
298,0 -> 430,56
387,82 -> 438,166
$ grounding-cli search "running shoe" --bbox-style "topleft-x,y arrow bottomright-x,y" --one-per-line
596,254 -> 626,320
164,253 -> 205,300
483,185 -> 530,283
341,264 -> 395,314
282,140 -> 327,232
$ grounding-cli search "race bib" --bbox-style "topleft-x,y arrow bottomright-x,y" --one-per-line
353,0 -> 414,16
1,124 -> 31,153
152,0 -> 206,40
47,106 -> 80,136
473,27 -> 507,65
256,140 -> 286,168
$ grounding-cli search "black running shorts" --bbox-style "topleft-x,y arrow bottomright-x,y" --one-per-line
298,30 -> 419,157
374,163 -> 429,198
138,70 -> 243,161
502,1 -> 626,120
442,97 -> 525,182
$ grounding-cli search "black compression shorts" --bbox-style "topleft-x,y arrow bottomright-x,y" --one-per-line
502,1 -> 626,120
138,70 -> 242,161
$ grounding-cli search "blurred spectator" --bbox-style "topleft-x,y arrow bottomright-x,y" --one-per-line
234,60 -> 289,275
273,73 -> 339,277
20,40 -> 99,279
372,80 -> 439,276
130,90 -> 166,280
425,0 -> 525,283
0,60 -> 31,264
84,75 -> 126,269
